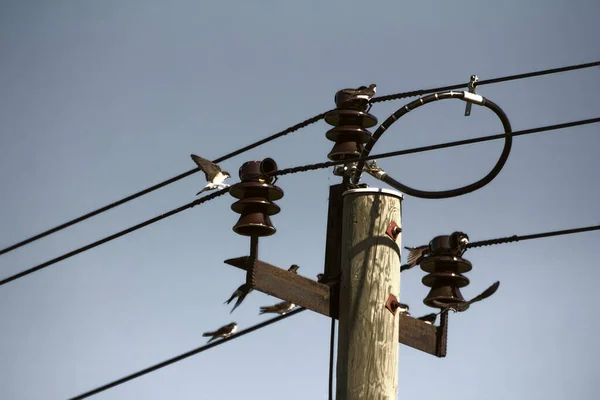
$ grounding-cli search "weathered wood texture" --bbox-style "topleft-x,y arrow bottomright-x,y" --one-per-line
336,188 -> 403,400
224,257 -> 332,317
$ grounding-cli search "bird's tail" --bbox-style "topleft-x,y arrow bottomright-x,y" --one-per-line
400,264 -> 412,272
224,293 -> 237,305
259,306 -> 273,315
206,336 -> 218,343
202,331 -> 215,337
196,186 -> 210,196
230,293 -> 247,314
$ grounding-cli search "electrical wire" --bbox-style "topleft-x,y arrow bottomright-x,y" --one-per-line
67,307 -> 306,400
467,224 -> 600,248
2,60 -> 597,257
0,188 -> 229,287
352,90 -> 513,198
371,60 -> 600,104
66,222 -> 600,399
271,116 -> 600,177
0,112 -> 329,257
1,116 -> 597,287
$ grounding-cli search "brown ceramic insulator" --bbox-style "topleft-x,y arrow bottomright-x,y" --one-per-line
325,125 -> 372,144
324,109 -> 378,129
233,213 -> 276,237
229,181 -> 284,201
230,197 -> 281,216
422,271 -> 470,288
327,141 -> 363,161
423,285 -> 467,308
420,255 -> 473,274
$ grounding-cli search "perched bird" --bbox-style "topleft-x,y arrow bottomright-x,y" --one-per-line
449,231 -> 470,256
190,154 -> 231,195
397,302 -> 410,316
334,84 -> 377,111
417,313 -> 438,325
434,281 -> 500,313
317,272 -> 342,284
401,231 -> 470,272
401,245 -> 430,272
259,300 -> 296,315
224,283 -> 253,314
288,264 -> 300,273
202,322 -> 238,343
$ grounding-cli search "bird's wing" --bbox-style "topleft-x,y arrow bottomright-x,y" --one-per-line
190,154 -> 221,181
467,281 -> 500,305
417,313 -> 437,323
202,330 -> 216,337
405,245 -> 429,266
213,325 -> 233,336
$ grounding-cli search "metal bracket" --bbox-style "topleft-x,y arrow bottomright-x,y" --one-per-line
385,294 -> 401,315
464,74 -> 478,116
386,220 -> 402,242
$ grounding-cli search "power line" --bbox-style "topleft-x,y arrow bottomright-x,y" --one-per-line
372,60 -> 600,103
0,189 -> 229,286
66,222 -> 600,399
2,60 -> 598,257
67,307 -> 306,400
272,116 -> 600,177
1,116 -> 597,287
467,224 -> 600,248
0,112 -> 328,257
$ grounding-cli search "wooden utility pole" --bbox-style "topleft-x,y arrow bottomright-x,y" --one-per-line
336,187 -> 403,400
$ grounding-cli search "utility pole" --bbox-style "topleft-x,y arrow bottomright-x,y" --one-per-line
336,187 -> 403,400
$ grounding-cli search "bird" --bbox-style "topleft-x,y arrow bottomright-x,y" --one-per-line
433,281 -> 500,313
401,231 -> 470,272
190,154 -> 231,195
202,322 -> 238,343
401,245 -> 430,272
317,272 -> 342,284
288,264 -> 300,273
396,302 -> 410,316
334,84 -> 377,111
259,300 -> 296,315
449,231 -> 470,256
416,313 -> 438,325
224,282 -> 253,314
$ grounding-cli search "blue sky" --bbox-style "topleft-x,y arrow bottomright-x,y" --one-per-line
1,1 -> 599,399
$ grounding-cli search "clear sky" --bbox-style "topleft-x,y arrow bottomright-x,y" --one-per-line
1,1 -> 599,399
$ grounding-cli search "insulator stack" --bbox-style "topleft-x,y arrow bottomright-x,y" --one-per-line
421,235 -> 472,309
323,92 -> 378,161
229,158 -> 283,237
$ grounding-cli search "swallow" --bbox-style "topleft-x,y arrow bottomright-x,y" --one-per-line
416,313 -> 438,325
449,231 -> 469,256
334,84 -> 377,111
259,300 -> 296,315
317,272 -> 342,284
434,281 -> 500,313
401,245 -> 430,272
224,282 -> 253,314
202,322 -> 238,343
288,264 -> 300,273
397,302 -> 410,315
190,154 -> 231,195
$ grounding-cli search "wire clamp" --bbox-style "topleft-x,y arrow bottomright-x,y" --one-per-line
464,74 -> 478,116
